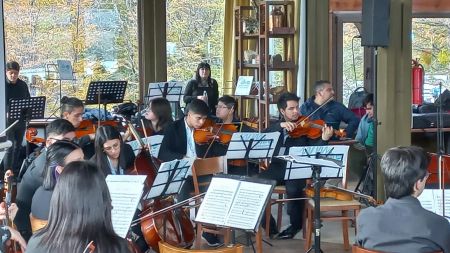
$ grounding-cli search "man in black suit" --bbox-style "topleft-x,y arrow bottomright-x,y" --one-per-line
158,99 -> 221,246
259,92 -> 333,239
14,119 -> 76,241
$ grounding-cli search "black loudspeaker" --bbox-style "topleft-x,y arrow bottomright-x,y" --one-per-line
361,0 -> 390,47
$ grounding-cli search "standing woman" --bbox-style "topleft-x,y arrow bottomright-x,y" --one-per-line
30,140 -> 84,224
91,125 -> 135,177
183,62 -> 219,115
26,161 -> 132,253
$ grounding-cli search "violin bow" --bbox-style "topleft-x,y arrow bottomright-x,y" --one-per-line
82,241 -> 96,253
296,96 -> 334,127
202,105 -> 235,159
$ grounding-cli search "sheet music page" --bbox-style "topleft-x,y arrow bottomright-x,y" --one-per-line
106,175 -> 147,238
127,135 -> 164,157
225,181 -> 272,230
418,189 -> 450,222
195,177 -> 240,226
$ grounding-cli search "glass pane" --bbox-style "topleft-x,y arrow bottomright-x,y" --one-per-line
342,23 -> 364,106
4,0 -> 139,116
166,0 -> 225,94
412,18 -> 450,103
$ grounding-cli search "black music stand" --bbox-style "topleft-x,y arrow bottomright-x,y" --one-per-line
8,96 -> 46,179
142,158 -> 194,242
226,132 -> 280,176
85,81 -> 127,120
146,81 -> 184,119
278,154 -> 345,253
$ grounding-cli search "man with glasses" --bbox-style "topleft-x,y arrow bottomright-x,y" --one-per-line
14,119 -> 76,241
356,146 -> 450,252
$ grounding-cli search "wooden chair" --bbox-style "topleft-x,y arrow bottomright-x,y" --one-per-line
304,162 -> 362,251
352,245 -> 443,253
191,156 -> 231,249
30,214 -> 47,233
158,241 -> 244,253
264,185 -> 286,236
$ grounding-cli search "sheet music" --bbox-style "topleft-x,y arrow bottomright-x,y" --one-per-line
225,181 -> 272,230
195,177 -> 240,226
147,81 -> 184,102
106,175 -> 147,238
127,135 -> 163,157
195,177 -> 273,231
145,158 -> 194,199
418,189 -> 450,223
283,145 -> 349,180
226,132 -> 280,159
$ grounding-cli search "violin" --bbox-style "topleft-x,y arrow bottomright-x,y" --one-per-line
25,128 -> 45,145
426,152 -> 450,187
304,185 -> 353,201
193,119 -> 238,145
288,116 -> 346,139
2,173 -> 22,253
75,119 -> 123,139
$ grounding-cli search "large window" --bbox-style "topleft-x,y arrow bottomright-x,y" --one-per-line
4,0 -> 139,115
412,18 -> 450,103
166,0 -> 225,93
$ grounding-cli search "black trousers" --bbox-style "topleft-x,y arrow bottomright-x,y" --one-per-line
258,159 -> 306,230
4,122 -> 26,174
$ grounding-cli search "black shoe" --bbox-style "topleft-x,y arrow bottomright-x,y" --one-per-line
269,226 -> 279,239
276,225 -> 300,240
202,232 -> 221,247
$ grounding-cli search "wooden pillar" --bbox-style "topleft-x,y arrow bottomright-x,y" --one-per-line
138,0 -> 167,100
305,0 -> 329,97
376,0 -> 412,198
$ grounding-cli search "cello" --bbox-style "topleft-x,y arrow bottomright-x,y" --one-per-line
126,122 -> 195,252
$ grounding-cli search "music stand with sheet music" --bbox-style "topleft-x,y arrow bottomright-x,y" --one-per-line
277,152 -> 345,253
142,158 -> 194,243
195,174 -> 276,248
146,81 -> 184,118
226,132 -> 280,175
85,81 -> 127,120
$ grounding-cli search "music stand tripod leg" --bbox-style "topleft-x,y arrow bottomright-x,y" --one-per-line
306,165 -> 323,253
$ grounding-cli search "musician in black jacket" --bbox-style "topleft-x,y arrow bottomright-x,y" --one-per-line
259,92 -> 333,239
158,99 -> 221,247
4,61 -> 30,175
14,119 -> 76,241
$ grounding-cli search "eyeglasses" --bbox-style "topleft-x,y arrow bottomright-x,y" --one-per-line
103,142 -> 120,152
48,137 -> 74,142
215,105 -> 230,109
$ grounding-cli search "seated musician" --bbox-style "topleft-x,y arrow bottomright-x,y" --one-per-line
27,161 -> 132,253
158,99 -> 221,247
15,118 -> 76,241
355,93 -> 374,153
0,202 -> 27,252
356,146 -> 450,252
214,95 -> 256,175
259,92 -> 333,239
301,80 -> 360,138
60,96 -> 96,158
30,140 -> 84,223
90,125 -> 135,177
124,97 -> 173,141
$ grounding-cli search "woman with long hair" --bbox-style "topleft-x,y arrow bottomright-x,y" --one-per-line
26,161 -> 132,253
30,140 -> 84,222
183,62 -> 219,115
91,125 -> 135,177
142,97 -> 173,135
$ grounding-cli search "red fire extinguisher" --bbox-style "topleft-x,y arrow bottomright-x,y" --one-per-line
412,59 -> 424,105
